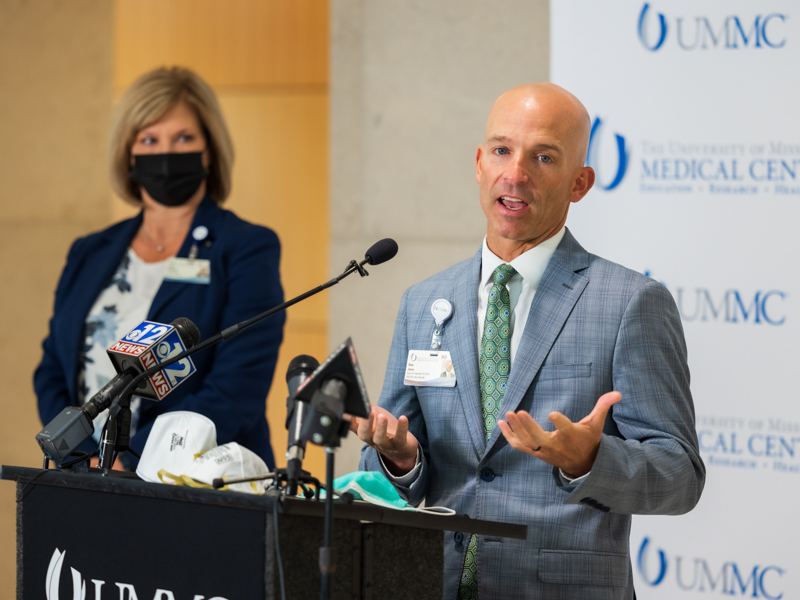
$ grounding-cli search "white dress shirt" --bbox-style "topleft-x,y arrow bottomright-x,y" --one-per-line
477,228 -> 565,366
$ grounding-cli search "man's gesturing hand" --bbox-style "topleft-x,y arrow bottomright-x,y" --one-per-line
498,391 -> 621,478
349,405 -> 419,476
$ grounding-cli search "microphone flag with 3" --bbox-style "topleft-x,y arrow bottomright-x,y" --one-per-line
294,338 -> 371,419
107,319 -> 198,401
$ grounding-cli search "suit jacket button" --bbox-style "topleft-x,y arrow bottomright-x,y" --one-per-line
480,468 -> 495,482
454,532 -> 464,544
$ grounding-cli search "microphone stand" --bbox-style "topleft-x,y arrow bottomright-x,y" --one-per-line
321,446 -> 337,600
99,395 -> 138,472
97,257 -> 374,471
212,469 -> 323,499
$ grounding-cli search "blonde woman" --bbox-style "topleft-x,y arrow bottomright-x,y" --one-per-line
35,67 -> 284,469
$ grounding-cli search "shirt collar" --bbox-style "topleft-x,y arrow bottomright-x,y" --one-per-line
480,227 -> 566,290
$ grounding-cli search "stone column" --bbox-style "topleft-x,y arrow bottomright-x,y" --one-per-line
330,0 -> 550,474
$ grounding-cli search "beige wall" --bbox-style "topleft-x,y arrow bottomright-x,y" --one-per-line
0,0 -> 114,594
112,0 -> 331,478
329,0 -> 551,474
0,0 -> 329,593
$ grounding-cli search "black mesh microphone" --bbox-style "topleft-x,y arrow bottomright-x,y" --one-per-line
285,354 -> 320,495
364,238 -> 398,266
171,317 -> 201,349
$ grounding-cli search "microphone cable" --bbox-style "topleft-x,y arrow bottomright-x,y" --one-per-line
273,496 -> 287,600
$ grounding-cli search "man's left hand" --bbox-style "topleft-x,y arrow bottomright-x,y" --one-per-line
498,391 -> 621,478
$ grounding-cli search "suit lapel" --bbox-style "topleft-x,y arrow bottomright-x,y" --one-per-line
452,248 -> 486,457
483,229 -> 590,454
148,197 -> 220,320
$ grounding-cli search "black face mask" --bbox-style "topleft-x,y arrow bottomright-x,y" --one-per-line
130,152 -> 208,207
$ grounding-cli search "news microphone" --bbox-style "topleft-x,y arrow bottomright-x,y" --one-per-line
171,316 -> 201,348
36,318 -> 200,463
285,355 -> 320,496
106,318 -> 199,401
82,317 -> 199,418
364,238 -> 398,266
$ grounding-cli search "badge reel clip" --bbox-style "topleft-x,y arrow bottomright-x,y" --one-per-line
188,225 -> 209,260
430,299 -> 453,350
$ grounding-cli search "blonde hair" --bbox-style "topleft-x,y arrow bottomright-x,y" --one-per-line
109,66 -> 234,205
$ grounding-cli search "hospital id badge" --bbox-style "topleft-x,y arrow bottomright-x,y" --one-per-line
163,258 -> 211,285
403,351 -> 457,387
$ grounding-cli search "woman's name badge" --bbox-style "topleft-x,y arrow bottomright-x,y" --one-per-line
164,258 -> 211,285
403,351 -> 457,387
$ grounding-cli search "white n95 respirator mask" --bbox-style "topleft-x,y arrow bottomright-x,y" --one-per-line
136,411 -> 217,483
160,442 -> 270,495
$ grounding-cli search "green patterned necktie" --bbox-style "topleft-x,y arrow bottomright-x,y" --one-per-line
459,263 -> 517,599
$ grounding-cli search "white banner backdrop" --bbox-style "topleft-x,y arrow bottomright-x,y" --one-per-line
552,2 -> 798,598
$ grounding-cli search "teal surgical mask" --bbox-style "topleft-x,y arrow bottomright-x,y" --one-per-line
330,471 -> 455,515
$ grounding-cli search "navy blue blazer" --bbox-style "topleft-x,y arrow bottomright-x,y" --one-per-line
34,197 -> 285,468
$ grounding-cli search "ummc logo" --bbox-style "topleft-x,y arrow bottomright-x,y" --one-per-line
645,274 -> 787,326
638,4 -> 667,51
674,288 -> 786,326
637,537 -> 785,598
586,117 -> 628,191
637,3 -> 787,51
46,548 -> 229,600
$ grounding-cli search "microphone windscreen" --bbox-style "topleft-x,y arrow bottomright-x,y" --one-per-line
364,238 -> 398,265
171,317 -> 201,349
287,355 -> 320,382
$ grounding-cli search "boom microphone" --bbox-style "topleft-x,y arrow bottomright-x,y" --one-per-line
364,238 -> 398,266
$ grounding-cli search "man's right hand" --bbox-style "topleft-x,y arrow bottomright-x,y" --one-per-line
350,405 -> 419,476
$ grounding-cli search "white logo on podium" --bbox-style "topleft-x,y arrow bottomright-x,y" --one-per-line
46,549 -> 86,600
44,547 -> 230,599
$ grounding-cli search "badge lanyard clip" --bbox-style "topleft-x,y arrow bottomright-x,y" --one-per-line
188,226 -> 209,260
431,326 -> 444,350
430,299 -> 453,350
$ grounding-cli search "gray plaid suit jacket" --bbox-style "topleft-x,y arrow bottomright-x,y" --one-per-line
360,229 -> 705,599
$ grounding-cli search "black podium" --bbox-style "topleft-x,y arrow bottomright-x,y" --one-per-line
2,465 -> 526,600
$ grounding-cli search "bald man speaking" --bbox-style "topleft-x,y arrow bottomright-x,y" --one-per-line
353,84 -> 705,599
